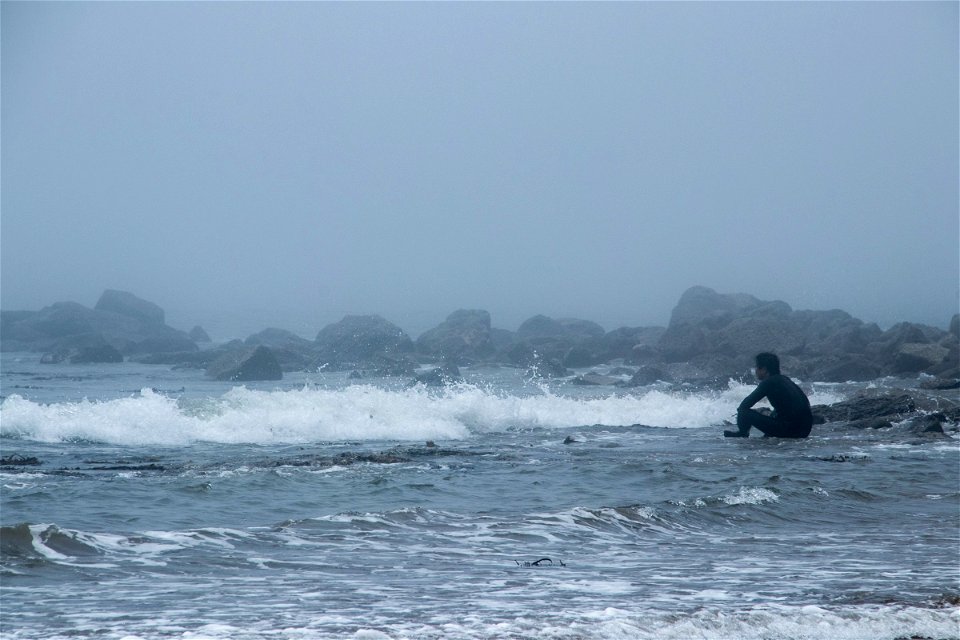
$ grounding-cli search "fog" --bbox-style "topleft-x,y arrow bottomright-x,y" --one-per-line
2,2 -> 957,340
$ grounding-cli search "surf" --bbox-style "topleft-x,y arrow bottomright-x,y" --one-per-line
0,380 -> 845,446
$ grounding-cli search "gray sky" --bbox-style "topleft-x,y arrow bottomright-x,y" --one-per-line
3,2 -> 957,340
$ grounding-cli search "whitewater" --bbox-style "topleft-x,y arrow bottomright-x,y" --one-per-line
1,355 -> 957,639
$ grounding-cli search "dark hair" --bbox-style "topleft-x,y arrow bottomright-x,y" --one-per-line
755,352 -> 781,375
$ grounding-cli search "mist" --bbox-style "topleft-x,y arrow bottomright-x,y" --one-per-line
2,2 -> 957,341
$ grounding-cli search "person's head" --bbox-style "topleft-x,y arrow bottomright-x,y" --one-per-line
754,352 -> 780,379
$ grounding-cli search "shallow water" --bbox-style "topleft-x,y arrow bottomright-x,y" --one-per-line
1,355 -> 958,639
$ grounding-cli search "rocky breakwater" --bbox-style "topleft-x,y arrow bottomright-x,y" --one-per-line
1,290 -> 197,362
651,286 -> 959,384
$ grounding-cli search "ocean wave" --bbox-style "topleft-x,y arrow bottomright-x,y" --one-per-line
0,382 -> 775,446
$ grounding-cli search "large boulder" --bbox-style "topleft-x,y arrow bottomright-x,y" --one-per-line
94,290 -> 165,325
516,315 -> 566,340
206,345 -> 283,381
509,315 -> 611,368
245,328 -> 318,372
416,310 -> 495,363
599,326 -> 666,364
314,315 -> 414,370
504,342 -> 568,378
892,343 -> 951,374
556,318 -> 605,340
807,355 -> 881,382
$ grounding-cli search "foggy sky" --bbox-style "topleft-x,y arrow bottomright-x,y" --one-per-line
2,2 -> 958,340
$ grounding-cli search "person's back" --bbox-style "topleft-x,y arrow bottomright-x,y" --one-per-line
725,352 -> 812,439
760,373 -> 812,427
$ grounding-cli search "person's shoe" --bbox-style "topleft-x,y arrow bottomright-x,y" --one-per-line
724,430 -> 748,438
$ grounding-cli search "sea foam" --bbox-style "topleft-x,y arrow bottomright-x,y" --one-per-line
0,381 -> 842,446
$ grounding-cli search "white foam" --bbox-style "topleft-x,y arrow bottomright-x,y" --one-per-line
721,486 -> 780,505
0,381 -> 819,446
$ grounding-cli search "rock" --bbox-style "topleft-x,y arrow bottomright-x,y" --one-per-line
865,322 -> 940,365
416,310 -> 495,363
556,318 -> 605,340
846,417 -> 894,430
666,286 -> 765,329
504,342 -> 568,378
900,414 -> 947,434
1,296 -> 197,356
657,323 -> 709,362
0,454 -> 41,466
490,328 -> 515,351
40,350 -> 68,364
314,315 -> 413,370
527,355 -> 568,379
507,315 -> 614,369
189,326 -> 211,342
656,286 -> 951,380
517,315 -> 567,340
245,328 -> 317,371
919,377 -> 960,391
812,392 -> 916,424
600,326 -> 665,363
892,343 -> 950,374
206,345 -> 283,381
69,344 -> 124,364
950,314 -> 959,339
246,328 -> 314,350
126,335 -> 199,355
94,290 -> 165,325
809,356 -> 881,383
563,346 -> 601,368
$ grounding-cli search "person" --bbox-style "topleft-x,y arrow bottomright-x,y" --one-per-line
724,352 -> 813,438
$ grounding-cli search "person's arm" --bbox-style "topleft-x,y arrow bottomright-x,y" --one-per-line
738,379 -> 769,411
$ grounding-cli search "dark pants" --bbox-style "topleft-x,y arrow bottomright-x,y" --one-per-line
737,408 -> 812,439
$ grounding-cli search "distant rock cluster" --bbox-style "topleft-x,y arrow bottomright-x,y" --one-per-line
2,286 -> 957,387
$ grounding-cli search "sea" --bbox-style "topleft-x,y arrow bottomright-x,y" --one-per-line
1,353 -> 958,640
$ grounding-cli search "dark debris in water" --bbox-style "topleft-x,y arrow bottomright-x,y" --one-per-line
84,463 -> 167,472
270,452 -> 412,468
0,454 -> 42,466
270,445 -> 482,469
515,557 -> 565,567
813,454 -> 872,463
